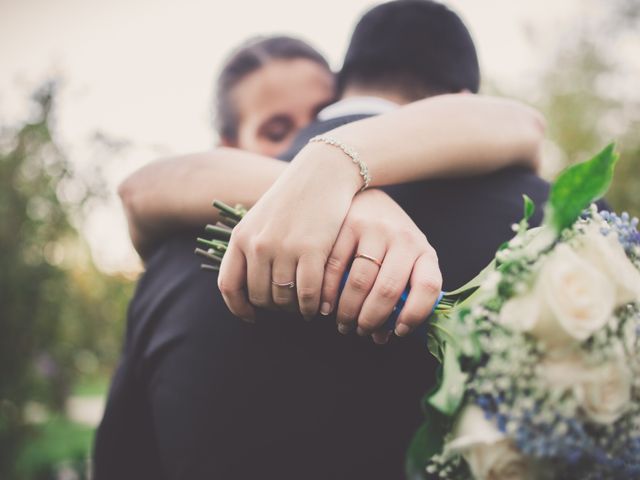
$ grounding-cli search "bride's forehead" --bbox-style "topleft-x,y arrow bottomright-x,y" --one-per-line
234,59 -> 334,112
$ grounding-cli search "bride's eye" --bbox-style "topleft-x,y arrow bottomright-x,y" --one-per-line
260,116 -> 294,143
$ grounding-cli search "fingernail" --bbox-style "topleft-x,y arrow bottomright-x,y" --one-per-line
320,302 -> 332,316
395,323 -> 410,337
356,327 -> 367,336
337,323 -> 350,335
372,333 -> 390,345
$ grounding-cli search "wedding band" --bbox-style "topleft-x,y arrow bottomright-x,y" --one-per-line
354,253 -> 383,267
271,280 -> 296,289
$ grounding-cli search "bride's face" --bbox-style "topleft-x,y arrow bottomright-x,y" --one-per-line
230,59 -> 335,158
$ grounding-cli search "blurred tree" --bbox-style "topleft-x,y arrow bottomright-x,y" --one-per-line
0,82 -> 133,479
528,0 -> 640,216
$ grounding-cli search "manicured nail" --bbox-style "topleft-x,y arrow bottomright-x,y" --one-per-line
320,302 -> 332,316
395,323 -> 410,337
337,323 -> 350,335
372,332 -> 391,345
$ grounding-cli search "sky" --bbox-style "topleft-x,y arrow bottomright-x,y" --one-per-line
0,0 -> 613,273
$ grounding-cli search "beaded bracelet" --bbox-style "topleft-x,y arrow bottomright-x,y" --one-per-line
309,135 -> 371,192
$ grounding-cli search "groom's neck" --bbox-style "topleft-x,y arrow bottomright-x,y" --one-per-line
340,86 -> 413,106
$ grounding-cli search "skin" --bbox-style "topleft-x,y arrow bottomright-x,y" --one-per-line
221,58 -> 335,158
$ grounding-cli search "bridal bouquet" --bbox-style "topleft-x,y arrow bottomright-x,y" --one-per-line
406,144 -> 640,480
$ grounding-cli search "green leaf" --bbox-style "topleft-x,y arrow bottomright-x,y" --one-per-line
523,194 -> 535,221
428,342 -> 467,416
514,194 -> 536,235
405,408 -> 450,479
443,258 -> 497,298
545,143 -> 619,232
426,332 -> 444,363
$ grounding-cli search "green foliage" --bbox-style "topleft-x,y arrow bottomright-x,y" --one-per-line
15,417 -> 92,480
405,396 -> 451,480
545,143 -> 619,232
0,83 -> 133,479
609,129 -> 640,217
523,195 -> 535,222
426,332 -> 443,363
538,39 -> 616,163
406,423 -> 438,480
427,342 -> 467,416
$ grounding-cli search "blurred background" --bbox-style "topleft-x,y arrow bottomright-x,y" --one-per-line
1,0 -> 638,478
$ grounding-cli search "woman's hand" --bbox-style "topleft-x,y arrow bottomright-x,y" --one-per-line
320,189 -> 442,342
217,144 -> 363,322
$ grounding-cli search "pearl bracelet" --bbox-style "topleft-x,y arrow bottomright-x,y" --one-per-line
309,135 -> 371,192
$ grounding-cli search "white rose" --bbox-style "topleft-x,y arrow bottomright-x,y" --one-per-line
538,351 -> 590,389
578,357 -> 632,424
446,406 -> 533,480
576,223 -> 640,306
530,244 -> 615,348
539,352 -> 632,425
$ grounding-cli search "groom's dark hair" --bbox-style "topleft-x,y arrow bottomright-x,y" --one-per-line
337,0 -> 480,100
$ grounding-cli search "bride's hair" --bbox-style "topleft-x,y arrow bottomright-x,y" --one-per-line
213,36 -> 331,143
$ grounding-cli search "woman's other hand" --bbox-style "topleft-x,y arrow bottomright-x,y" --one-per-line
320,189 -> 442,342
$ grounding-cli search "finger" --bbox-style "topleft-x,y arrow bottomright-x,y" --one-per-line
218,243 -> 256,322
271,257 -> 298,310
357,245 -> 415,335
395,251 -> 442,337
246,253 -> 273,309
296,252 -> 326,320
336,238 -> 385,334
320,226 -> 357,318
371,330 -> 391,345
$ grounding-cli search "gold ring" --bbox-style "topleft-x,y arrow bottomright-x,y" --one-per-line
271,280 -> 296,289
354,253 -> 383,267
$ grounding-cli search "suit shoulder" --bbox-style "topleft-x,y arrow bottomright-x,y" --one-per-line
128,232 -> 220,330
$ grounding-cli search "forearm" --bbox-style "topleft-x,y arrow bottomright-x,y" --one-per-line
311,94 -> 545,187
118,148 -> 285,255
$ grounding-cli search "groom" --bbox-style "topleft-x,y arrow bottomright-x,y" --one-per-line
94,1 -> 549,479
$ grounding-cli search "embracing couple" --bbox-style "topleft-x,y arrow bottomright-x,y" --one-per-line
94,1 -> 549,478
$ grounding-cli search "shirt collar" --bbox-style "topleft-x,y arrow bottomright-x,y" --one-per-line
317,96 -> 399,121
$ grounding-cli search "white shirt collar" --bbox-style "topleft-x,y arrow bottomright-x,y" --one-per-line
317,96 -> 399,121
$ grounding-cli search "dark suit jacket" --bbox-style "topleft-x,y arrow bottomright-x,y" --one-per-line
94,114 -> 549,480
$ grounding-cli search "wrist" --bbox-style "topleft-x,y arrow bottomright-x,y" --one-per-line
293,141 -> 364,196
